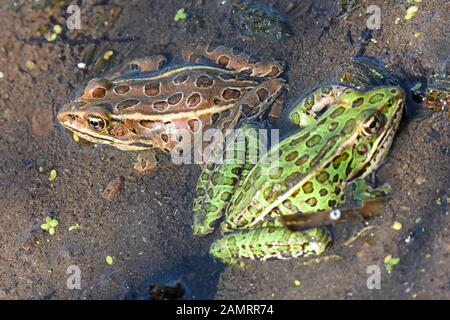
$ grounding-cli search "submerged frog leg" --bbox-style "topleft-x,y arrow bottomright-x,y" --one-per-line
209,226 -> 332,265
182,43 -> 285,78
193,123 -> 262,236
236,78 -> 286,121
351,178 -> 392,206
268,94 -> 285,124
289,85 -> 348,128
110,55 -> 167,78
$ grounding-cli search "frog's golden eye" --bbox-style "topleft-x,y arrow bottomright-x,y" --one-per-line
87,116 -> 108,131
362,113 -> 385,136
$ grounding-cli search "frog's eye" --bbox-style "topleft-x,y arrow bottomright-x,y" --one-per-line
87,116 -> 108,131
362,113 -> 385,136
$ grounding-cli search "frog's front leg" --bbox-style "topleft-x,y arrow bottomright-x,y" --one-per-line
182,43 -> 285,78
209,227 -> 332,265
351,178 -> 392,207
289,85 -> 348,128
110,55 -> 167,78
133,150 -> 158,175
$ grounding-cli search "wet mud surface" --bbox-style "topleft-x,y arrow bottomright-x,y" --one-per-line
0,0 -> 449,299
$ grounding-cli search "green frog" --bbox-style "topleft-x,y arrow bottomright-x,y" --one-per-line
193,83 -> 405,264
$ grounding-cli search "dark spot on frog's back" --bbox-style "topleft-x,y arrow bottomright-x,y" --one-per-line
173,73 -> 189,84
116,99 -> 140,111
369,93 -> 384,104
330,106 -> 345,119
306,135 -> 321,148
256,88 -> 269,102
187,93 -> 201,108
144,83 -> 160,96
352,97 -> 364,108
153,101 -> 168,111
114,85 -> 130,95
266,66 -> 281,77
222,88 -> 241,100
217,56 -> 230,68
196,75 -> 214,88
168,93 -> 183,105
92,87 -> 106,98
285,151 -> 299,162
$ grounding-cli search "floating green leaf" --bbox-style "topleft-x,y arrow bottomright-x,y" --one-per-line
106,256 -> 113,265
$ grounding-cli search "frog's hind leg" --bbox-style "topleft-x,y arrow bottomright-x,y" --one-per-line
237,79 -> 286,123
182,43 -> 285,78
209,227 -> 332,265
110,55 -> 167,78
289,85 -> 348,128
193,123 -> 262,236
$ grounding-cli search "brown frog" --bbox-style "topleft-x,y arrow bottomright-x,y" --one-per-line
57,44 -> 286,172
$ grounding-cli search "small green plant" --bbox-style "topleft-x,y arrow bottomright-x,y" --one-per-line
41,216 -> 59,235
174,8 -> 187,22
384,255 -> 400,272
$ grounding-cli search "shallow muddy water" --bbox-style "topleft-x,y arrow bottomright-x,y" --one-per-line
0,0 -> 449,299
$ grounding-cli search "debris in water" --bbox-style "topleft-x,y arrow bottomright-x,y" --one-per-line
48,169 -> 57,182
103,51 -> 114,60
392,221 -> 403,231
69,223 -> 80,231
102,177 -> 123,201
404,6 -> 419,20
25,60 -> 36,71
106,256 -> 113,265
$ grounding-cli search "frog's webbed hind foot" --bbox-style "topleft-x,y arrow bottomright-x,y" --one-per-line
110,55 -> 167,78
182,43 -> 285,78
